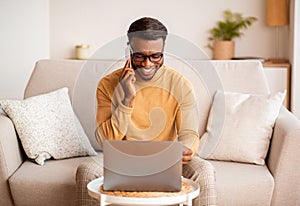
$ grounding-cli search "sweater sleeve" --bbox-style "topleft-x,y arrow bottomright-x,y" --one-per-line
95,74 -> 133,148
176,78 -> 200,156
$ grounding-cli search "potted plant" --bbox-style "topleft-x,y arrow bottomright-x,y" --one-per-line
208,10 -> 257,60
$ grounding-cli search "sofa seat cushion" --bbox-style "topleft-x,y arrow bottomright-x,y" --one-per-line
210,160 -> 274,206
9,153 -> 103,206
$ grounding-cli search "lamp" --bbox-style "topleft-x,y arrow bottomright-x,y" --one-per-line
266,0 -> 289,63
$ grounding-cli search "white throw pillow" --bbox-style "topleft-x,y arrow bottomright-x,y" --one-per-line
198,90 -> 286,165
0,88 -> 97,165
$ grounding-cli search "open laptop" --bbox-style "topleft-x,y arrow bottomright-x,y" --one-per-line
103,140 -> 183,192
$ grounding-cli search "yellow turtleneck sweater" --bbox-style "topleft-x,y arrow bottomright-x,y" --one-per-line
95,65 -> 199,155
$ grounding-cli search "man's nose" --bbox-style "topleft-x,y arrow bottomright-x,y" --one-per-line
141,57 -> 153,68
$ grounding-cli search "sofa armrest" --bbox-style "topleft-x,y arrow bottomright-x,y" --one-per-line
267,107 -> 300,205
0,109 -> 24,205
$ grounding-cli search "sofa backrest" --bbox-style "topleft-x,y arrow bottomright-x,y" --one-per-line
24,59 -> 84,100
24,59 -> 270,150
164,59 -> 270,137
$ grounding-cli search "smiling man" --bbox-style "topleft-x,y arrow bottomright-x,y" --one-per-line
76,17 -> 217,206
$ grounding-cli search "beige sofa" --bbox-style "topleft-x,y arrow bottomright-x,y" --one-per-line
0,59 -> 299,206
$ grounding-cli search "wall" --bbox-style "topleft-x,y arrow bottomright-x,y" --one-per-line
0,0 -> 49,99
0,0 -> 292,104
49,0 -> 289,60
290,0 -> 300,118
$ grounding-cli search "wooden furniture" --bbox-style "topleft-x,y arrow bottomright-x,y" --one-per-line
87,177 -> 200,206
262,61 -> 291,109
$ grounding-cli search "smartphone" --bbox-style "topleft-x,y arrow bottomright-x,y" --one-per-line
125,45 -> 131,60
120,48 -> 132,81
125,44 -> 136,70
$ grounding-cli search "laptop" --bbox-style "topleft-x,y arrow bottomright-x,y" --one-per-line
103,140 -> 183,192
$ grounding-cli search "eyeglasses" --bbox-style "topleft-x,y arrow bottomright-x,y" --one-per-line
130,48 -> 163,63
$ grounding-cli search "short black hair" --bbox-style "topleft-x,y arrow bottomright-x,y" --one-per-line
127,17 -> 168,43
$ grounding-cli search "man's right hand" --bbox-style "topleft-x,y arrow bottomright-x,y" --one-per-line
120,59 -> 136,107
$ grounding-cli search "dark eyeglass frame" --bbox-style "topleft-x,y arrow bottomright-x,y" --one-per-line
130,47 -> 164,63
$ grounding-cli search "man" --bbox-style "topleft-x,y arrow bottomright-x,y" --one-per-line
76,17 -> 217,206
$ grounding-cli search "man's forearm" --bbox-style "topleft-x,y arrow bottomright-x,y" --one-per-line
179,133 -> 200,156
95,102 -> 133,146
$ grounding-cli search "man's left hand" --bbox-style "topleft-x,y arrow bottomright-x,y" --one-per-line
182,146 -> 193,165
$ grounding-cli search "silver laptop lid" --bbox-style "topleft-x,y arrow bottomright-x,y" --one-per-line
103,140 -> 182,192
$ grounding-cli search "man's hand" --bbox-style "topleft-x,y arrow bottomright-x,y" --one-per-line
182,146 -> 193,165
120,59 -> 136,107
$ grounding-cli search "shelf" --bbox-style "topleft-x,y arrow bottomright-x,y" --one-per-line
262,62 -> 290,109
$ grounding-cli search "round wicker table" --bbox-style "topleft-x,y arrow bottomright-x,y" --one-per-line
87,176 -> 199,206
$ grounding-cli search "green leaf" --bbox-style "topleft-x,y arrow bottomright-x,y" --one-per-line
208,10 -> 257,42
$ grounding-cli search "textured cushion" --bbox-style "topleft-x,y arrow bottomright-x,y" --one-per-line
0,88 -> 96,165
199,90 -> 286,165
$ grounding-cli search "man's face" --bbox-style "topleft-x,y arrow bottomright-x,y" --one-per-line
129,37 -> 164,81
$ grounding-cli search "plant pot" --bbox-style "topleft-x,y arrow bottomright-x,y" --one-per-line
213,40 -> 235,60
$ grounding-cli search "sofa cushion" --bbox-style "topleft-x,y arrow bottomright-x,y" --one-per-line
0,88 -> 97,165
210,160 -> 274,206
9,153 -> 103,206
199,90 -> 285,165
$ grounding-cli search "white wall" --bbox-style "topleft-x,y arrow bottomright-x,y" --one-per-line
0,0 -> 292,101
290,0 -> 300,118
0,0 -> 49,99
49,0 -> 289,60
